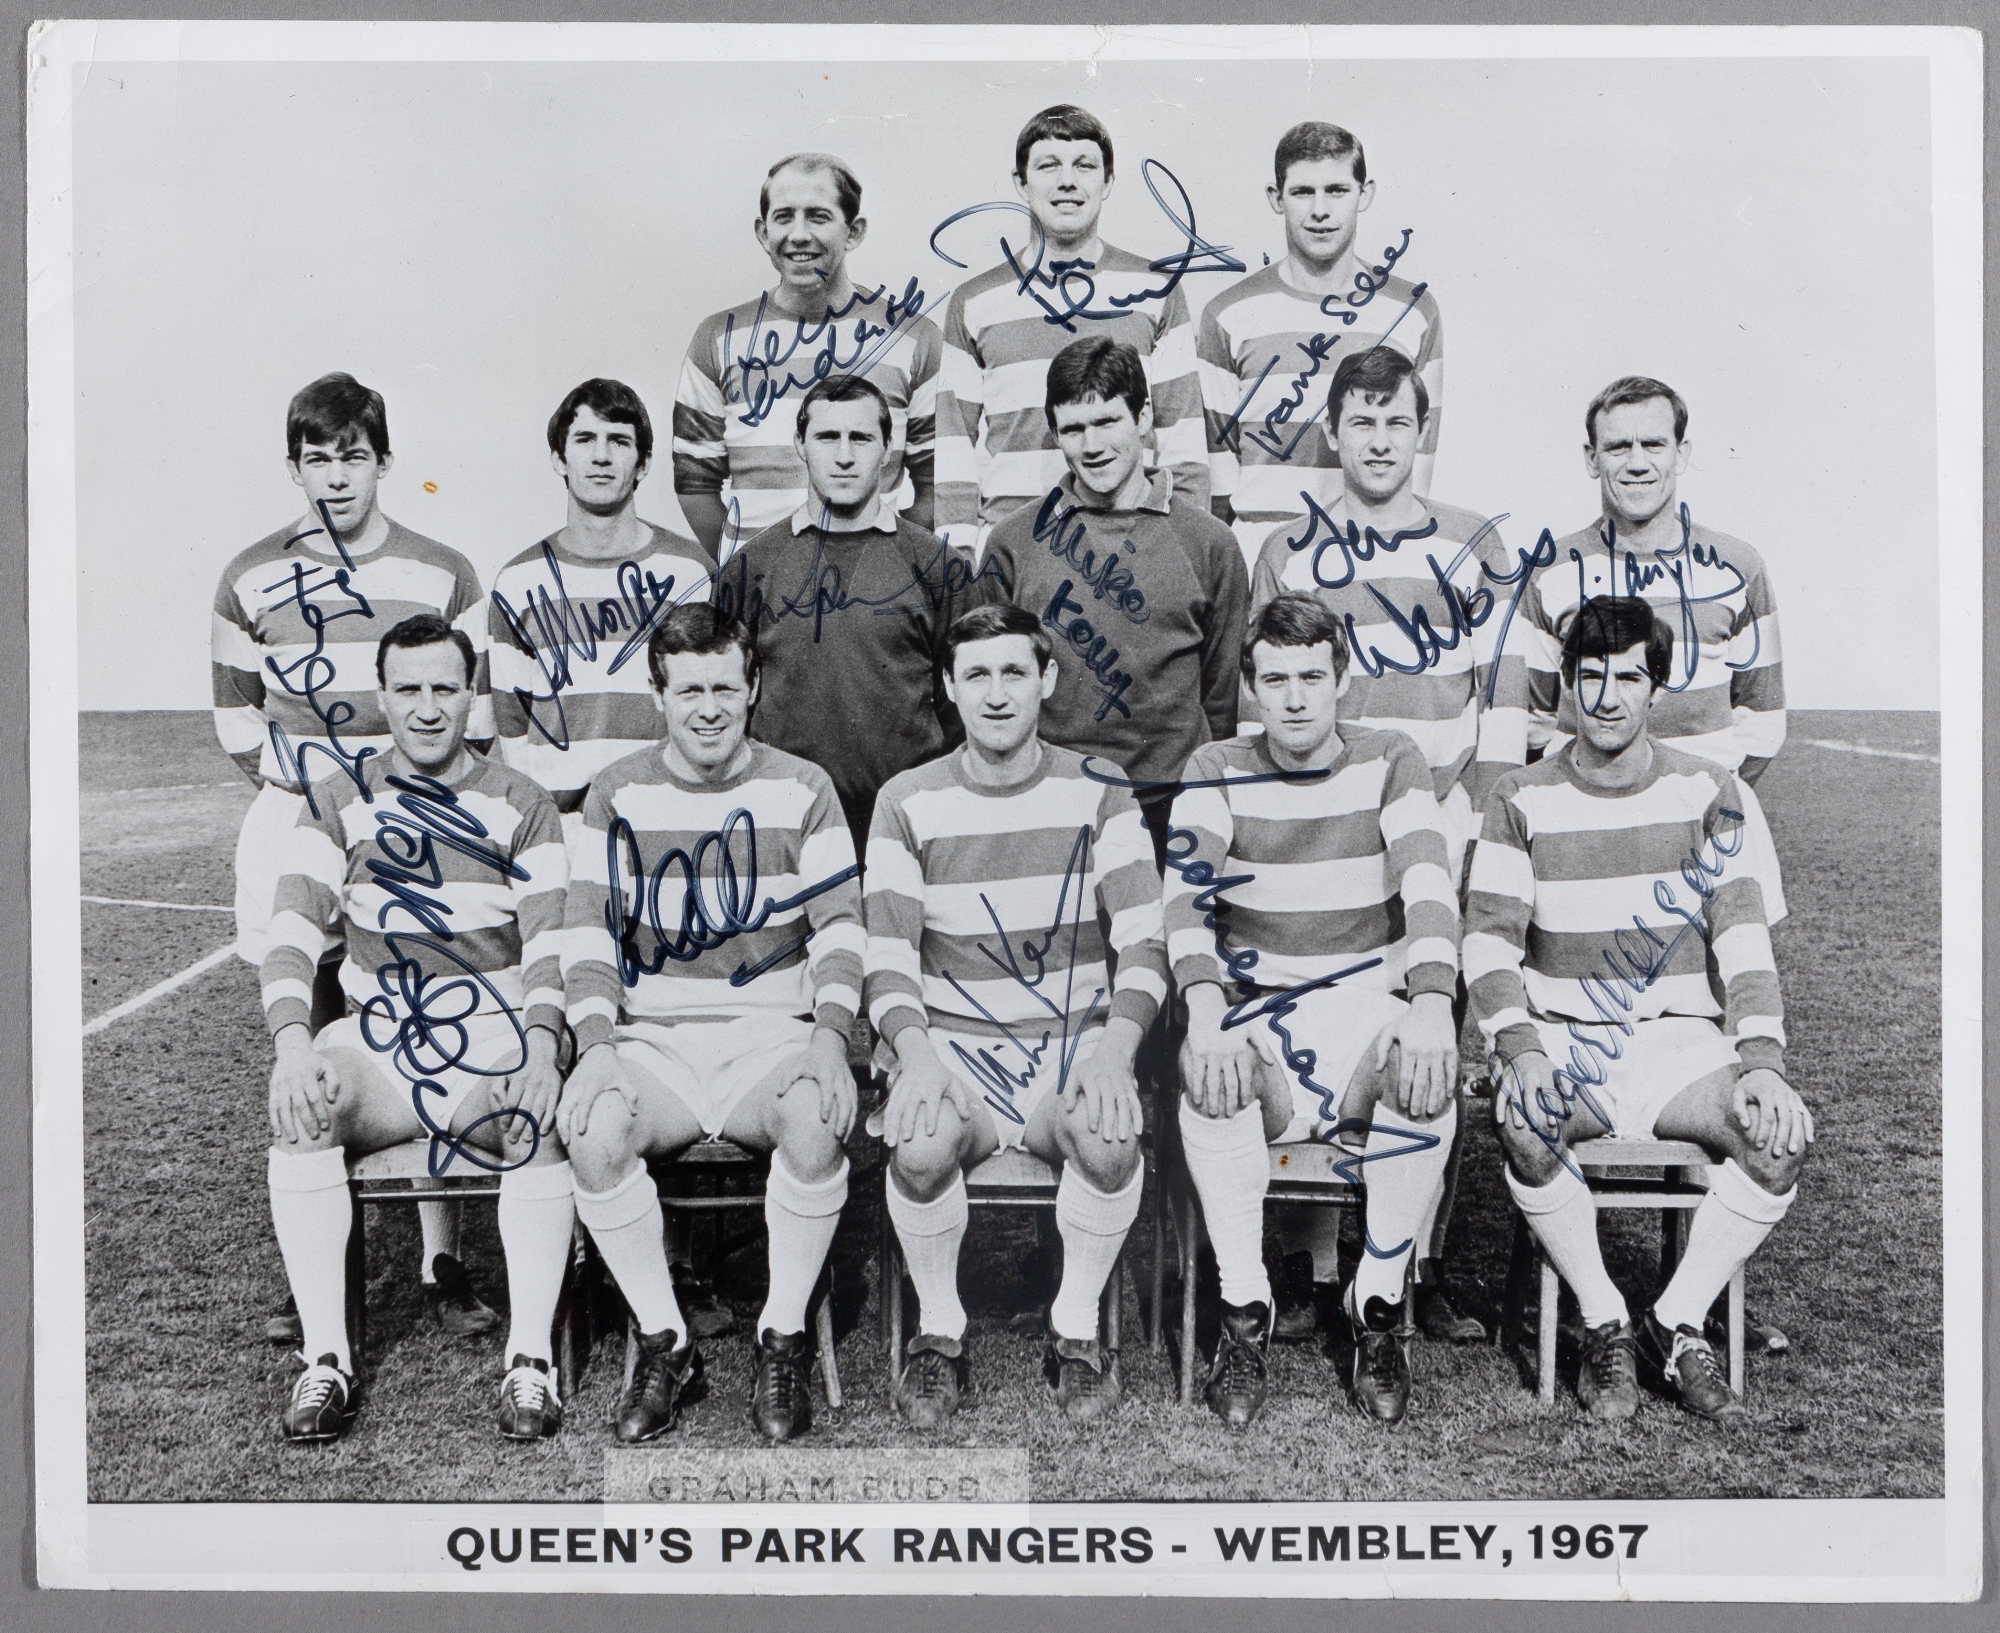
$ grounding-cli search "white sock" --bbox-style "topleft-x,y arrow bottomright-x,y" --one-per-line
1179,1100 -> 1271,1310
497,1161 -> 575,1367
574,1165 -> 685,1340
1277,1208 -> 1345,1282
268,1146 -> 353,1373
418,1197 -> 460,1283
1652,1159 -> 1794,1332
1508,1164 -> 1628,1328
1352,1100 -> 1456,1310
885,1169 -> 968,1341
757,1154 -> 848,1337
1049,1164 -> 1143,1341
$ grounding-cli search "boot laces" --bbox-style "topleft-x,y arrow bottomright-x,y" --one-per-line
293,1362 -> 346,1413
1586,1326 -> 1635,1389
1670,1329 -> 1728,1389
908,1348 -> 955,1401
502,1363 -> 557,1414
760,1347 -> 803,1412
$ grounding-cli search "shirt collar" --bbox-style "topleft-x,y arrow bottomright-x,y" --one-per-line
790,494 -> 900,535
1057,467 -> 1173,516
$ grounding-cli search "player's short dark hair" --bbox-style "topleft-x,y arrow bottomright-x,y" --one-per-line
942,602 -> 1054,675
760,152 -> 863,223
376,613 -> 475,687
1585,375 -> 1688,447
647,602 -> 759,694
546,378 -> 653,469
1328,346 -> 1428,430
1014,104 -> 1113,181
1243,591 -> 1350,684
1044,336 -> 1148,428
1560,594 -> 1674,689
287,372 -> 389,463
795,374 -> 892,443
1273,120 -> 1368,190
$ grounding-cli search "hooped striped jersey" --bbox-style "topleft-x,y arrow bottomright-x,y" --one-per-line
934,243 -> 1209,542
1164,728 -> 1459,1001
672,286 -> 942,549
260,751 -> 567,1041
488,526 -> 717,811
563,739 -> 864,1052
212,520 -> 494,792
1463,743 -> 1784,1074
1520,514 -> 1785,779
1250,497 -> 1529,807
1198,261 -> 1442,556
862,743 -> 1169,1048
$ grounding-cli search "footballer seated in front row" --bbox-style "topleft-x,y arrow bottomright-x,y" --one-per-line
262,614 -> 575,1445
1465,594 -> 1812,1422
1167,593 -> 1462,1432
864,603 -> 1170,1427
557,603 -> 864,1446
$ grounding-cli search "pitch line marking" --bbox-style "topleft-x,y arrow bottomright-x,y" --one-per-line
1797,738 -> 1941,766
96,781 -> 244,794
82,895 -> 233,914
82,943 -> 239,1038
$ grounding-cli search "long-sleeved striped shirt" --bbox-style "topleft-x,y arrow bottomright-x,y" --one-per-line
1463,744 -> 1784,1074
969,471 -> 1250,792
934,243 -> 1209,541
672,287 -> 942,549
1197,261 -> 1442,551
488,527 -> 717,812
1250,498 -> 1528,809
260,752 -> 567,1041
213,520 -> 493,794
1521,514 -> 1785,780
1165,729 -> 1459,1001
863,744 -> 1169,1061
563,740 -> 864,1053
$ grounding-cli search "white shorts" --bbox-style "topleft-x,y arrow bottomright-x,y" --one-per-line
880,1023 -> 1105,1151
317,1010 -> 532,1139
1503,1015 -> 1743,1140
1238,985 -> 1411,1146
234,783 -> 307,967
613,1012 -> 817,1137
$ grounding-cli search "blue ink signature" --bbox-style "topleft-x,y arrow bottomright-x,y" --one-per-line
929,160 -> 1244,331
1317,229 -> 1416,325
605,805 -> 858,988
723,277 -> 929,429
489,544 -> 697,752
1031,487 -> 1150,624
711,518 -> 1005,643
1490,806 -> 1749,1179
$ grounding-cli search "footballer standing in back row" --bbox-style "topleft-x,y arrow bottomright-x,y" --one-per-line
212,371 -> 502,1346
1199,121 -> 1444,574
673,151 -> 942,560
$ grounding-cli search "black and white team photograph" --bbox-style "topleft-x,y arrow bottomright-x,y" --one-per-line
24,22 -> 1981,1600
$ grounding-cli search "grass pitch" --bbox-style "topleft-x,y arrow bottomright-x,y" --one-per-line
79,709 -> 1943,1503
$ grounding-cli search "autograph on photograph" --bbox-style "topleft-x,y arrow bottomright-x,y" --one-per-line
711,524 -> 1006,643
721,276 -> 932,429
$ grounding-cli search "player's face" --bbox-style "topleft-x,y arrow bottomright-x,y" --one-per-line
653,647 -> 757,770
380,641 -> 474,773
1585,397 -> 1691,529
289,435 -> 391,540
1329,378 -> 1422,503
1267,155 -> 1374,269
1571,640 -> 1657,757
555,405 -> 647,515
1014,138 -> 1111,247
1249,639 -> 1345,761
754,166 -> 866,307
1051,394 -> 1151,501
945,635 -> 1057,760
795,395 -> 889,514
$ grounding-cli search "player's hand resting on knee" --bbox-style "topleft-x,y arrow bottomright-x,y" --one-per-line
556,1042 -> 638,1145
268,1022 -> 340,1144
493,1024 -> 563,1148
1069,1017 -> 1144,1143
1734,1067 -> 1814,1157
777,1024 -> 858,1142
1493,1049 -> 1565,1143
1376,992 -> 1459,1119
883,1030 -> 973,1146
1181,982 -> 1258,1120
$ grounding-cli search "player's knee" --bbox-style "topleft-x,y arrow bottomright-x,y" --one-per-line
771,1086 -> 844,1180
1740,1133 -> 1808,1194
1058,1112 -> 1141,1193
566,1103 -> 639,1189
1497,1113 -> 1561,1184
888,1130 -> 960,1201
